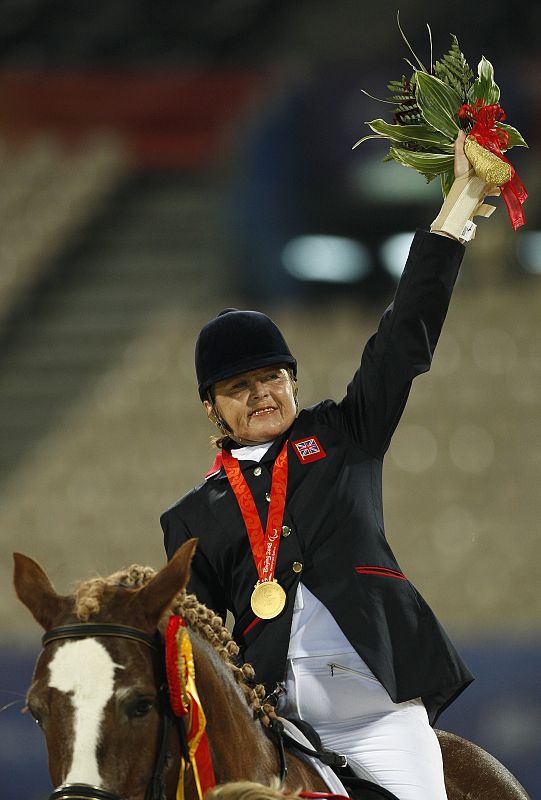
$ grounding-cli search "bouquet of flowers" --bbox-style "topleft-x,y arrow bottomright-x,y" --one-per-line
354,16 -> 528,229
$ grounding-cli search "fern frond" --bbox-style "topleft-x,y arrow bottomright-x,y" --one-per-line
386,75 -> 424,125
433,34 -> 473,101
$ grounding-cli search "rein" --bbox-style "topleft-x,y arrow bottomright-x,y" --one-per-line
41,622 -> 187,800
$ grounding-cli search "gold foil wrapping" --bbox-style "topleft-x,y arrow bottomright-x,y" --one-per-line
465,136 -> 511,186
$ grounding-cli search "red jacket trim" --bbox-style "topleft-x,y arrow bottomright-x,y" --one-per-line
355,565 -> 407,580
205,452 -> 223,480
242,616 -> 262,636
300,794 -> 350,800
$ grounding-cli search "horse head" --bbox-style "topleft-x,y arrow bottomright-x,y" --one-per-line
12,542 -> 532,800
13,539 -> 197,800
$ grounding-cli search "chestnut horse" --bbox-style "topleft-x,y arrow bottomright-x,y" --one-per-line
13,539 -> 530,800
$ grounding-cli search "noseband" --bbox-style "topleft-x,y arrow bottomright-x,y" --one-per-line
42,622 -> 184,800
48,787 -> 125,800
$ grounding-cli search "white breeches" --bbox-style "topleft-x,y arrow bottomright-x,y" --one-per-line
277,651 -> 448,800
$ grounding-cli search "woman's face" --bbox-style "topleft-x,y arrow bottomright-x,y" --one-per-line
204,365 -> 297,444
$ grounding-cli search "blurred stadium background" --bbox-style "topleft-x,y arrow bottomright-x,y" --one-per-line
0,1 -> 540,797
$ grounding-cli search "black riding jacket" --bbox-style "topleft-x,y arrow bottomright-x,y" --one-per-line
161,230 -> 473,725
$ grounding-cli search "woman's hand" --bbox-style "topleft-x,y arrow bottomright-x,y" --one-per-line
454,130 -> 471,178
431,130 -> 497,242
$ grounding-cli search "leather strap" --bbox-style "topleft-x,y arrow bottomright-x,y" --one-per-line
42,623 -> 159,651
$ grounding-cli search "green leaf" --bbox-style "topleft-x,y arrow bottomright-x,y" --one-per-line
496,122 -> 528,149
360,88 -> 396,105
396,10 -> 428,73
415,71 -> 462,138
365,119 -> 454,149
440,169 -> 455,197
469,56 -> 500,104
352,133 -> 389,149
389,145 -> 455,176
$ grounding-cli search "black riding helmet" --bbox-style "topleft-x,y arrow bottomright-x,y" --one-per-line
195,308 -> 297,401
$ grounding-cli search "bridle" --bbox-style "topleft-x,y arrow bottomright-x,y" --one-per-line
41,622 -> 188,800
41,623 -> 403,800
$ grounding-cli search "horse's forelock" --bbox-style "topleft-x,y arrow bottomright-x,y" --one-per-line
74,578 -> 109,622
73,564 -> 158,621
72,563 -> 267,716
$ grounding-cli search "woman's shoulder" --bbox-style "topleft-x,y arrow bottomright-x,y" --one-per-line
296,397 -> 345,432
161,478 -> 213,522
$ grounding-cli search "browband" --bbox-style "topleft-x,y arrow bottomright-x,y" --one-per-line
42,623 -> 159,651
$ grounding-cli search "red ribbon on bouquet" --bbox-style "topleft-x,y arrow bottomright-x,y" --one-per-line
458,99 -> 527,230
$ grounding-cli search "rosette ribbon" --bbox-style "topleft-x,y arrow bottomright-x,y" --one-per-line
165,615 -> 216,800
458,99 -> 527,230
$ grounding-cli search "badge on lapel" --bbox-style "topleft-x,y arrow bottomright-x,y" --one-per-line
291,436 -> 326,464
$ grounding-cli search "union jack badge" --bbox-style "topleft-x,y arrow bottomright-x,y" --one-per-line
291,436 -> 326,464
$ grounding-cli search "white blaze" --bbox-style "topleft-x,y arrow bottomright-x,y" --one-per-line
48,639 -> 123,786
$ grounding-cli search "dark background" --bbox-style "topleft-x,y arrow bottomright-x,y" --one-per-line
0,2 -> 540,798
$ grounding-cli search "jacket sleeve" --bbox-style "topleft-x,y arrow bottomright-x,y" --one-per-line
337,229 -> 464,457
160,506 -> 228,623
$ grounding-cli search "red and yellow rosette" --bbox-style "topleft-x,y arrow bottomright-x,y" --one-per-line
457,99 -> 527,230
165,615 -> 216,800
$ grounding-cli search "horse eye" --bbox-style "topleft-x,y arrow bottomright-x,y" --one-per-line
129,698 -> 154,719
26,700 -> 44,727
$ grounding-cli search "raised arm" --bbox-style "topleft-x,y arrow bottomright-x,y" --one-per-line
335,133 -> 496,456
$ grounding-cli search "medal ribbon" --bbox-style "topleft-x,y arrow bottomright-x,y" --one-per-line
222,440 -> 289,584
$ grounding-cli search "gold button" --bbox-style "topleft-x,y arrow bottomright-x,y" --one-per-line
253,466 -> 262,476
282,525 -> 291,537
265,492 -> 271,502
292,561 -> 303,573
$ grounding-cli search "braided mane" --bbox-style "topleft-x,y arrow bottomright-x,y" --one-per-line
74,563 -> 267,716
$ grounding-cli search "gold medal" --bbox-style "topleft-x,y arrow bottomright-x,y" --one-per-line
250,580 -> 286,619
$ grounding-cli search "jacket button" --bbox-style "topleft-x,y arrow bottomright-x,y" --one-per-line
282,525 -> 291,537
292,562 -> 303,573
265,492 -> 271,502
253,466 -> 262,476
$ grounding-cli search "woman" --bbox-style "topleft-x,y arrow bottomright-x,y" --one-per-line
161,134 -> 496,800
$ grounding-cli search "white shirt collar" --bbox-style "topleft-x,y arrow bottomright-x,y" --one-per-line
230,441 -> 274,462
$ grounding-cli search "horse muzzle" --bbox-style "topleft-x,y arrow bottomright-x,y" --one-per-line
48,784 -> 126,800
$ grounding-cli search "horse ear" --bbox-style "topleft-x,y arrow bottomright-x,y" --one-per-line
136,538 -> 197,628
13,553 -> 66,630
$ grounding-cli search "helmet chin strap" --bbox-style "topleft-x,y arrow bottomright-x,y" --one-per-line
207,398 -> 260,447
207,396 -> 238,441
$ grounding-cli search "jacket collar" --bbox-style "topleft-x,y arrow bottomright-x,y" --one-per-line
204,429 -> 292,481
